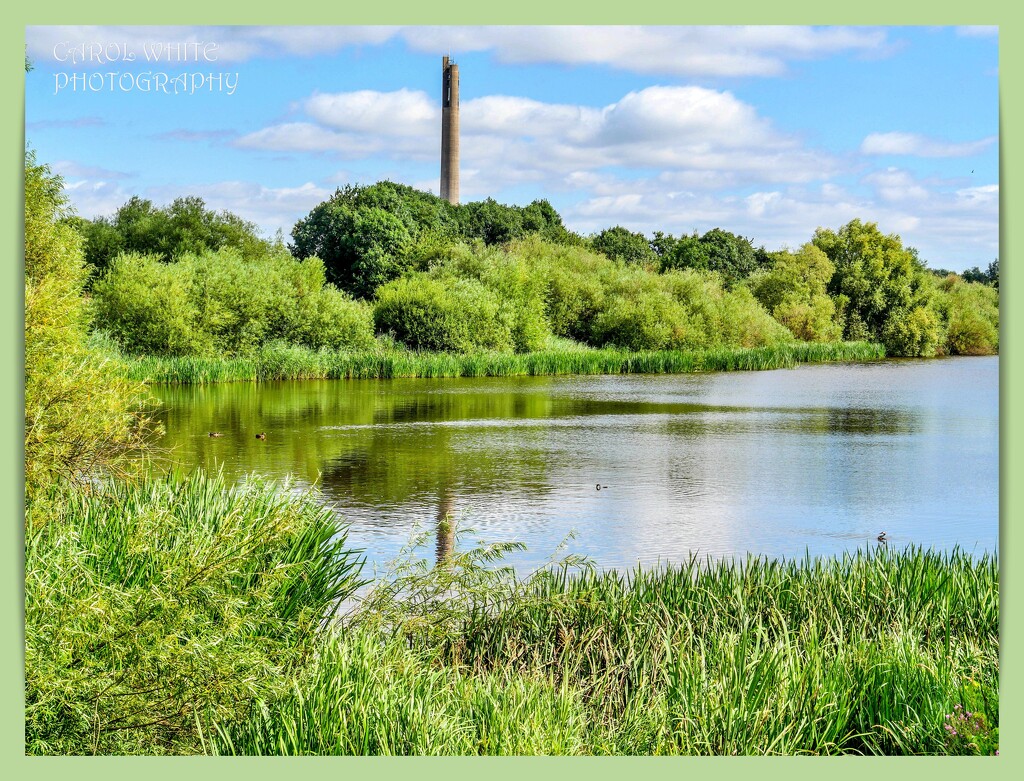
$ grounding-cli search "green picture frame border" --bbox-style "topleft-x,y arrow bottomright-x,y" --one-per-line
6,4 -> 1016,778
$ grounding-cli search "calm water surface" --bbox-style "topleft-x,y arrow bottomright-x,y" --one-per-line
153,357 -> 998,572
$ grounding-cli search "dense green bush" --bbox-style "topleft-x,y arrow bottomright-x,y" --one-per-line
93,248 -> 374,356
930,275 -> 999,355
747,244 -> 843,342
373,276 -> 514,352
394,238 -> 793,354
92,252 -> 208,355
590,225 -> 658,266
24,153 -> 156,498
291,183 -> 580,298
292,197 -> 415,298
25,472 -> 364,754
655,228 -> 765,286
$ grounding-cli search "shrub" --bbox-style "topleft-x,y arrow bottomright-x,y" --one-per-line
747,244 -> 842,342
24,153 -> 156,498
930,276 -> 999,355
289,287 -> 376,351
813,220 -> 936,355
92,248 -> 375,356
93,252 -> 207,355
373,276 -> 514,352
590,225 -> 658,266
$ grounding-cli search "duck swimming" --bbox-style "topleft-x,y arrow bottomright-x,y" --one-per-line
255,432 -> 267,440
877,531 -> 888,543
208,432 -> 224,438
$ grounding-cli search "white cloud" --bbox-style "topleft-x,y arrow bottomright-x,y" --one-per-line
26,25 -> 890,77
235,120 -> 437,161
862,168 -> 931,202
861,132 -> 996,158
235,85 -> 841,194
305,89 -> 436,137
398,26 -> 891,77
52,160 -> 133,180
59,173 -> 332,236
956,26 -> 998,38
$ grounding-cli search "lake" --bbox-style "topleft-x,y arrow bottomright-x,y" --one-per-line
153,356 -> 999,573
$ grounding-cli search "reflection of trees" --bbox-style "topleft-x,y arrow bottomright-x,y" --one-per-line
153,378 -> 567,514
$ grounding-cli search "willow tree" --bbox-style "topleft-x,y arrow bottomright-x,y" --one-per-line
24,151 -> 156,504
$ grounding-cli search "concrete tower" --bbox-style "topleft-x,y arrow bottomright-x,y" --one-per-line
440,55 -> 460,205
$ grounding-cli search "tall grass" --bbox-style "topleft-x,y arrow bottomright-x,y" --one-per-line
119,340 -> 885,385
214,544 -> 997,756
25,471 -> 365,755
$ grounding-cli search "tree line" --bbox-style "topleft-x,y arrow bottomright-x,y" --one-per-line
70,179 -> 999,359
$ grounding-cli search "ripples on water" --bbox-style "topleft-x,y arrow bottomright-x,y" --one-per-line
154,357 -> 998,573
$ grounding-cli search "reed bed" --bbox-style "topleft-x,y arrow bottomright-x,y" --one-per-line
123,341 -> 885,385
24,471 -> 365,755
214,545 -> 997,756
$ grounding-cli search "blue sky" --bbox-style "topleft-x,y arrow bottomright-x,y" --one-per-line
25,25 -> 998,271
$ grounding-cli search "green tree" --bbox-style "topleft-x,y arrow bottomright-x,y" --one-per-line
292,197 -> 414,298
813,219 -> 939,356
590,226 -> 658,266
698,228 -> 759,286
24,152 -> 155,499
77,195 -> 270,275
658,232 -> 711,273
747,243 -> 842,342
373,276 -> 514,352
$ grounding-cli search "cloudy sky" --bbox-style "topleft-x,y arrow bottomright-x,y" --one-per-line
25,25 -> 998,271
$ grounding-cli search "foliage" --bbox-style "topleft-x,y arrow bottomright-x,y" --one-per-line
655,232 -> 711,273
291,192 -> 416,298
291,184 -> 579,298
213,545 -> 997,756
25,472 -> 365,755
654,228 -> 763,287
589,225 -> 658,266
118,341 -> 884,385
813,220 -> 941,356
373,275 -> 516,352
961,259 -> 998,289
942,690 -> 999,755
929,274 -> 999,355
747,243 -> 843,342
75,195 -> 271,275
24,152 -> 156,498
92,248 -> 375,356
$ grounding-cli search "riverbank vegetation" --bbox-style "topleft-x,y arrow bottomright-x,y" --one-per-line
111,338 -> 884,385
27,473 -> 1000,756
74,181 -> 997,380
214,542 -> 998,756
25,154 -> 999,755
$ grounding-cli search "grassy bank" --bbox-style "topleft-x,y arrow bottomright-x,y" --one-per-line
25,471 -> 997,755
119,340 -> 885,385
215,543 -> 998,756
25,472 -> 364,755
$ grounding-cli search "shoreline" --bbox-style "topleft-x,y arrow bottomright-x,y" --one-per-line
119,340 -> 887,385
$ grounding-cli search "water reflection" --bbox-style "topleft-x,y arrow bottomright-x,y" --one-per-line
152,357 -> 998,572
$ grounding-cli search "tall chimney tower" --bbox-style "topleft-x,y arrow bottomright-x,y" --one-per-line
440,55 -> 460,205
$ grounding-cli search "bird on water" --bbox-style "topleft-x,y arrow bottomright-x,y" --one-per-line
255,432 -> 267,440
877,531 -> 888,543
209,432 -> 224,438
596,484 -> 609,491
